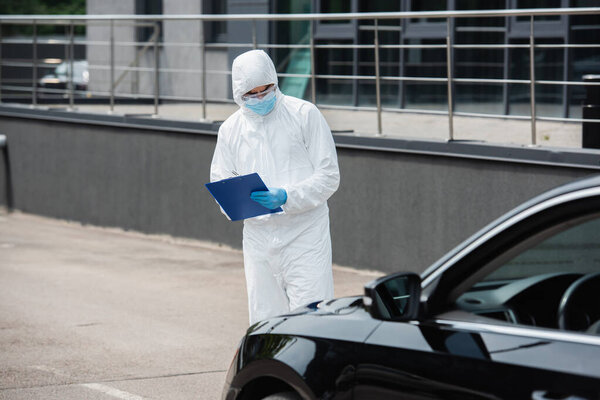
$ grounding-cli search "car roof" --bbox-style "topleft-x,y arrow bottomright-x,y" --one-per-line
421,174 -> 600,283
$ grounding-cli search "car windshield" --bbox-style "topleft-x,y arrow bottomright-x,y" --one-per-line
53,62 -> 87,79
454,211 -> 600,334
55,63 -> 67,75
483,216 -> 600,282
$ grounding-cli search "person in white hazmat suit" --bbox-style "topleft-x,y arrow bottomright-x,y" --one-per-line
210,50 -> 340,325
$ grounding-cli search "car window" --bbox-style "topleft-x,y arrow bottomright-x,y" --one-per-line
455,213 -> 600,335
485,217 -> 600,281
54,62 -> 87,78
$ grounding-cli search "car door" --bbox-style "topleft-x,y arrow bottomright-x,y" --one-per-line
355,193 -> 600,399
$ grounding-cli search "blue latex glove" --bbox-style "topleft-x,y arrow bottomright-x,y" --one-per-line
250,188 -> 287,210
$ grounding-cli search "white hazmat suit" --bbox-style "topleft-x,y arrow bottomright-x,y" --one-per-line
210,50 -> 340,325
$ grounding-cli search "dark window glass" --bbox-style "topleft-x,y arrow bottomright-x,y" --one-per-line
203,0 -> 227,43
570,0 -> 600,116
320,0 -> 351,24
135,0 -> 163,43
315,41 -> 353,105
516,0 -> 561,22
405,82 -> 447,111
405,39 -> 446,78
273,0 -> 312,99
355,2 -> 402,107
357,27 -> 401,107
358,0 -> 401,26
321,0 -> 350,13
359,0 -> 400,12
455,0 -> 505,27
508,38 -> 564,117
404,39 -> 447,111
410,0 -> 447,23
454,28 -> 505,115
455,83 -> 504,115
450,1 -> 507,115
569,30 -> 600,118
570,0 -> 600,26
455,31 -> 504,79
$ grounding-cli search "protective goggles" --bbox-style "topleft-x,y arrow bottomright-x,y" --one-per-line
241,84 -> 277,102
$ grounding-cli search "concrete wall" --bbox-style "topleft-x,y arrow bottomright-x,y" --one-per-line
86,0 -> 229,100
87,0 -> 137,94
162,1 -> 229,101
0,113 -> 240,249
0,109 -> 598,274
226,0 -> 270,74
329,148 -> 593,272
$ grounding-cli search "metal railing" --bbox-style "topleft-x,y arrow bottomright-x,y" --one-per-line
0,7 -> 599,145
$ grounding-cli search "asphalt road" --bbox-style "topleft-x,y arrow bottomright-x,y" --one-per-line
0,212 -> 381,400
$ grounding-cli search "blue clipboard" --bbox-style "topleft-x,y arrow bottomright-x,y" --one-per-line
205,173 -> 283,221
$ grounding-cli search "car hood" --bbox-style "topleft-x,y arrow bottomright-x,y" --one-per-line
247,296 -> 382,342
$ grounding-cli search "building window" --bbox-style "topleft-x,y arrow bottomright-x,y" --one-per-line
319,0 -> 351,24
136,0 -> 163,43
410,0 -> 447,23
404,38 -> 447,111
516,0 -> 561,22
203,0 -> 227,43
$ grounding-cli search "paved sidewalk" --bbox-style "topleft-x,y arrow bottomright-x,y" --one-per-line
0,211 -> 381,400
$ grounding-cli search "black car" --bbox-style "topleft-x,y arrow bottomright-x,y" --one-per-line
222,175 -> 600,400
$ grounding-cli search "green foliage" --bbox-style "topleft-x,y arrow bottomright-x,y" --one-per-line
0,0 -> 85,16
0,0 -> 86,36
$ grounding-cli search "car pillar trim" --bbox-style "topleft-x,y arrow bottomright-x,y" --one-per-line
433,318 -> 600,347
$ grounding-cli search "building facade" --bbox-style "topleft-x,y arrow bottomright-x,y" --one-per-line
86,0 -> 600,118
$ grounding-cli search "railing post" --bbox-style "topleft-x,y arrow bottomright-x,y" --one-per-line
0,22 -> 2,103
252,20 -> 257,49
446,17 -> 454,141
0,133 -> 13,211
374,19 -> 382,135
200,19 -> 207,120
32,20 -> 38,107
502,23 -> 510,115
68,21 -> 75,110
529,15 -> 537,145
310,20 -> 316,105
153,21 -> 160,117
109,19 -> 115,113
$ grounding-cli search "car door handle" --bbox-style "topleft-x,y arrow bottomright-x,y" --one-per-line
531,390 -> 589,400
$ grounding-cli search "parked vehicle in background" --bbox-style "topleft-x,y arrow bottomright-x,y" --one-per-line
223,175 -> 600,400
38,60 -> 89,95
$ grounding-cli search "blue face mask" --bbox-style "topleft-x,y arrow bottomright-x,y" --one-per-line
244,90 -> 277,115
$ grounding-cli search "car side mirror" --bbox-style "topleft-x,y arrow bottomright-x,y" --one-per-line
363,272 -> 421,321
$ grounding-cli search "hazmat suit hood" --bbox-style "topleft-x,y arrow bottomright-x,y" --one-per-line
231,50 -> 279,108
